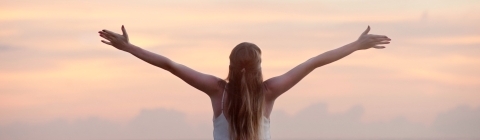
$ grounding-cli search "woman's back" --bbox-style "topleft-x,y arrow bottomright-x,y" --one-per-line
213,85 -> 271,140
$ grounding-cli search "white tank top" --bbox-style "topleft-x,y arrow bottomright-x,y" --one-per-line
213,86 -> 271,140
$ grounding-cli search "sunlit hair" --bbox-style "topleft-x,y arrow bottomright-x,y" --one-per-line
225,42 -> 264,140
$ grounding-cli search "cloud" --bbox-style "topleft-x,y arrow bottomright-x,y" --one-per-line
433,105 -> 480,137
270,103 -> 480,139
124,108 -> 209,139
270,103 -> 431,139
0,108 -> 211,140
1,103 -> 480,140
0,118 -> 122,140
0,44 -> 15,51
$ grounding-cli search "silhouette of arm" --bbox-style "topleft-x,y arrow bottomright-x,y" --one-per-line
99,25 -> 221,96
264,26 -> 391,101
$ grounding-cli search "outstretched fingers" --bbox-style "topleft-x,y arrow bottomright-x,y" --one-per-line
99,30 -> 114,39
372,39 -> 390,49
102,29 -> 117,35
370,34 -> 390,39
101,40 -> 112,45
99,30 -> 115,46
102,30 -> 118,39
99,32 -> 112,41
376,41 -> 391,44
372,35 -> 391,43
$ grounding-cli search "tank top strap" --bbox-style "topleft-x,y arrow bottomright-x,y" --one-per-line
221,84 -> 226,110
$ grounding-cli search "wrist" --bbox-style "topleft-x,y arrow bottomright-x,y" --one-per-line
348,41 -> 361,51
122,43 -> 137,53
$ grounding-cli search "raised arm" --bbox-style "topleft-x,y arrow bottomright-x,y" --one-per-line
98,25 -> 222,96
264,26 -> 391,101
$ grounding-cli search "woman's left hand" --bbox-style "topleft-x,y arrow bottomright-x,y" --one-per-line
98,25 -> 132,51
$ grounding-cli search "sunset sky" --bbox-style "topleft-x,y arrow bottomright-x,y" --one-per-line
1,0 -> 479,139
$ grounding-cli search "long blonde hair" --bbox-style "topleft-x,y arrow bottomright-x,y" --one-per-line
225,42 -> 264,140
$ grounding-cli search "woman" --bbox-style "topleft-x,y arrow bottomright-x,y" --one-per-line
98,25 -> 391,140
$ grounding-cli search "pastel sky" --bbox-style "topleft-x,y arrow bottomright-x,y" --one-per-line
1,0 -> 479,139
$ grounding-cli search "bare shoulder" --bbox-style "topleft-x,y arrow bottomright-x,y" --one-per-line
209,79 -> 228,100
262,82 -> 276,102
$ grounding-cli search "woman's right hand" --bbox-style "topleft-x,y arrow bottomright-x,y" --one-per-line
355,26 -> 391,50
98,25 -> 133,51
